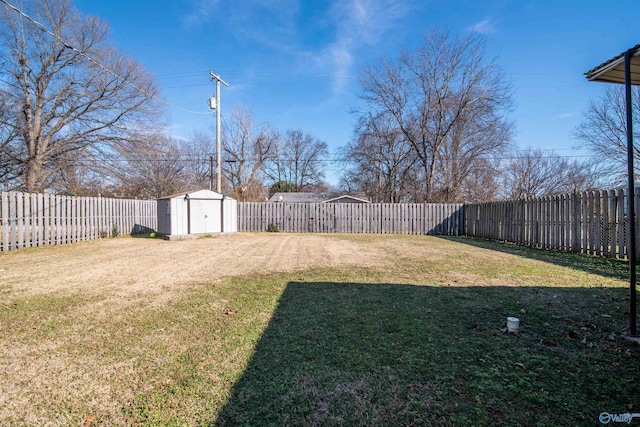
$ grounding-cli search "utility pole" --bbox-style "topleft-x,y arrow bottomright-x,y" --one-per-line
209,154 -> 214,191
209,71 -> 229,193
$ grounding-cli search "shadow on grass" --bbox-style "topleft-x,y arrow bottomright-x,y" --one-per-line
438,236 -> 629,281
129,234 -> 154,239
213,281 -> 639,427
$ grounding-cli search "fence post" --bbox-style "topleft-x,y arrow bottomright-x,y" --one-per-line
1,192 -> 8,251
617,189 -> 625,259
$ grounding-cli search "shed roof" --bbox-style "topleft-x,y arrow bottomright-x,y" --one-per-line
585,44 -> 640,84
158,189 -> 227,200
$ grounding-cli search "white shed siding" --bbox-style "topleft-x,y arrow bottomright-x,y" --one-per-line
189,199 -> 221,233
157,189 -> 236,238
156,199 -> 173,235
171,197 -> 188,235
223,198 -> 238,232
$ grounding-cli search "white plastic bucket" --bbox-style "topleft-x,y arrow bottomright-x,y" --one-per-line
507,317 -> 520,333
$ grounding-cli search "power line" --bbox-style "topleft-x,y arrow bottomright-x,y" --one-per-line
0,0 -> 212,116
41,153 -> 604,168
155,69 -> 210,79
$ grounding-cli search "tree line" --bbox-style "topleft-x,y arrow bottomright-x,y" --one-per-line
0,0 -> 634,202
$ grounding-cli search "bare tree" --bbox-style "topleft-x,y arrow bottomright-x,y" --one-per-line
340,113 -> 420,202
0,0 -> 163,192
574,85 -> 640,185
434,103 -> 512,202
39,131 -> 214,198
182,131 -> 214,190
264,129 -> 328,191
109,135 -> 189,199
502,148 -> 597,199
48,155 -> 109,196
460,157 -> 501,202
222,108 -> 276,201
0,84 -> 21,189
356,30 -> 513,202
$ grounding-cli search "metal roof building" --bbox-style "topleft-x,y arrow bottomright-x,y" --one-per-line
268,192 -> 371,203
157,189 -> 237,239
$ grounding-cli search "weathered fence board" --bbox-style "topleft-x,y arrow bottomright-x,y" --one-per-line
8,188 -> 640,261
238,202 -> 464,236
0,192 -> 157,251
465,189 -> 640,260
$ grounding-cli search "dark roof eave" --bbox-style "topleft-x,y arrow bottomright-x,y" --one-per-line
323,195 -> 371,203
585,44 -> 640,82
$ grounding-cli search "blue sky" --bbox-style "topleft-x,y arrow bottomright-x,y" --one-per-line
73,0 -> 638,185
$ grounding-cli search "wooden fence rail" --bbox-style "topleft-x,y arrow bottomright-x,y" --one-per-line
465,189 -> 638,259
6,189 -> 638,260
1,191 -> 157,251
238,202 -> 465,235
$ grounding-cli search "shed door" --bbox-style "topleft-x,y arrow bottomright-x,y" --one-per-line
189,199 -> 221,233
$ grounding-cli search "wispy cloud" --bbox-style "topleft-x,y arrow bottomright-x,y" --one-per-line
467,18 -> 496,34
181,0 -> 413,95
324,42 -> 354,87
230,0 -> 300,51
556,112 -> 573,119
318,0 -> 413,93
182,0 -> 299,47
182,0 -> 219,26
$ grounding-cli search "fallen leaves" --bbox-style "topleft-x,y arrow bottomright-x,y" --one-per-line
84,414 -> 97,426
566,330 -> 581,341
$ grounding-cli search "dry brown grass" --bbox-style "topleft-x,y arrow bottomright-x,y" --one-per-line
1,233 -> 386,305
0,233 -> 404,424
0,233 -> 631,425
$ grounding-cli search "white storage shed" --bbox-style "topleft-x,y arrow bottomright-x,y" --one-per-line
156,189 -> 237,239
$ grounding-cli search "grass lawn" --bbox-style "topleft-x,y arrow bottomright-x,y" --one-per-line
1,234 -> 639,426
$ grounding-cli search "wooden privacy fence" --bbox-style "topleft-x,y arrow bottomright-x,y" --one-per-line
238,202 -> 465,235
1,191 -> 157,251
465,189 -> 638,259
8,188 -> 637,258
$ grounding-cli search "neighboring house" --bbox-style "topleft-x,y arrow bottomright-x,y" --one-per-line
611,182 -> 640,215
268,192 -> 371,203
